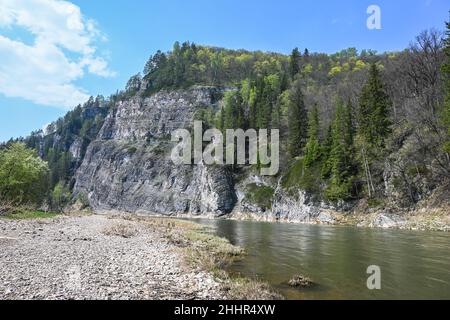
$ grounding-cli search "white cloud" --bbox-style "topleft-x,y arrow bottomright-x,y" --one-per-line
0,0 -> 115,109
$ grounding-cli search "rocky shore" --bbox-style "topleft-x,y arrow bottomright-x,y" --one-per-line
230,205 -> 450,232
0,214 -> 279,300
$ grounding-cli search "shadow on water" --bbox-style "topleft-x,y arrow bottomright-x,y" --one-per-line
187,218 -> 450,300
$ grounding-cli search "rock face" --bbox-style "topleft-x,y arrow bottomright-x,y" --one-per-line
100,90 -> 207,140
272,189 -> 321,223
230,174 -> 339,223
369,213 -> 406,229
69,138 -> 83,161
73,88 -> 236,216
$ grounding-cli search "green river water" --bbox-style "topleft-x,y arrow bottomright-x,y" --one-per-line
189,218 -> 450,300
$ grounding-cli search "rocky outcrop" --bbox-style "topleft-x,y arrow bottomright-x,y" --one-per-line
231,174 -> 339,224
99,87 -> 223,141
272,189 -> 321,223
73,87 -> 236,216
69,138 -> 83,161
369,213 -> 407,229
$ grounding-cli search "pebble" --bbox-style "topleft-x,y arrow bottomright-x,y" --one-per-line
0,215 -> 222,300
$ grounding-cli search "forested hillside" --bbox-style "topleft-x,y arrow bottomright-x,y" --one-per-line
1,23 -> 449,216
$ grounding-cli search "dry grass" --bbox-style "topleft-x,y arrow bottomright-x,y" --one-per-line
101,214 -> 283,299
223,277 -> 284,300
406,207 -> 450,231
148,217 -> 282,300
0,201 -> 15,216
102,222 -> 138,238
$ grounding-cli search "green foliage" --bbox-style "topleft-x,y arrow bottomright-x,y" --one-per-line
143,41 -> 289,94
126,73 -> 142,94
223,90 -> 245,130
328,66 -> 342,77
288,80 -> 308,157
282,159 -> 322,196
324,100 -> 356,202
258,74 -> 282,129
51,181 -> 72,210
194,106 -> 217,129
289,48 -> 301,79
0,143 -> 49,205
356,64 -> 392,198
2,210 -> 59,220
24,94 -> 109,191
244,183 -> 275,210
321,124 -> 333,179
303,104 -> 322,167
357,64 -> 392,149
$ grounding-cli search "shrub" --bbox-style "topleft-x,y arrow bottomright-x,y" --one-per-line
282,158 -> 323,197
245,183 -> 275,210
51,181 -> 72,211
0,143 -> 49,205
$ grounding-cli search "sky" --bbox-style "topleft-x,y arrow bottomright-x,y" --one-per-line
0,0 -> 448,142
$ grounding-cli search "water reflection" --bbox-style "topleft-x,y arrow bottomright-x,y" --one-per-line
189,218 -> 450,300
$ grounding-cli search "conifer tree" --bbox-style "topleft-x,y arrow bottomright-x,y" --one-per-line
289,48 -> 301,79
304,104 -> 321,167
223,91 -> 244,130
248,87 -> 258,129
325,101 -> 355,201
321,124 -> 333,178
288,80 -> 308,157
344,99 -> 355,147
303,48 -> 310,63
358,64 -> 392,148
356,63 -> 392,198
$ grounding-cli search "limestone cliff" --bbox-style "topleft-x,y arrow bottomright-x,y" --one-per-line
73,87 -> 236,216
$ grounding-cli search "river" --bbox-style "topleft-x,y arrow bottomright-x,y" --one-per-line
188,218 -> 450,300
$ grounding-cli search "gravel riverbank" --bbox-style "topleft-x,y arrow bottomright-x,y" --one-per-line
0,214 -> 225,300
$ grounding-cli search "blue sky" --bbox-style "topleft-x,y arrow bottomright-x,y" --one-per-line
0,0 -> 448,142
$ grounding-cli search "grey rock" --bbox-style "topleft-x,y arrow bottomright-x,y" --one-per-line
316,212 -> 335,224
69,138 -> 83,161
73,88 -> 236,216
370,213 -> 406,229
272,187 -> 321,223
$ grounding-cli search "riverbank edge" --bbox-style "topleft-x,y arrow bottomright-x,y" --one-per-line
0,211 -> 283,300
228,206 -> 450,232
96,205 -> 449,232
118,214 -> 284,300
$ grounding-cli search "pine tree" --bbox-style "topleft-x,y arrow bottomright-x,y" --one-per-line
223,91 -> 244,130
356,63 -> 392,198
288,80 -> 308,158
248,86 -> 258,129
325,101 -> 355,201
303,48 -> 310,63
257,74 -> 280,130
271,96 -> 282,130
358,64 -> 392,148
321,124 -> 333,178
304,104 -> 321,167
289,48 -> 301,79
344,99 -> 355,147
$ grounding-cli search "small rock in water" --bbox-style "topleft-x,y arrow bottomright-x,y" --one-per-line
288,275 -> 314,288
